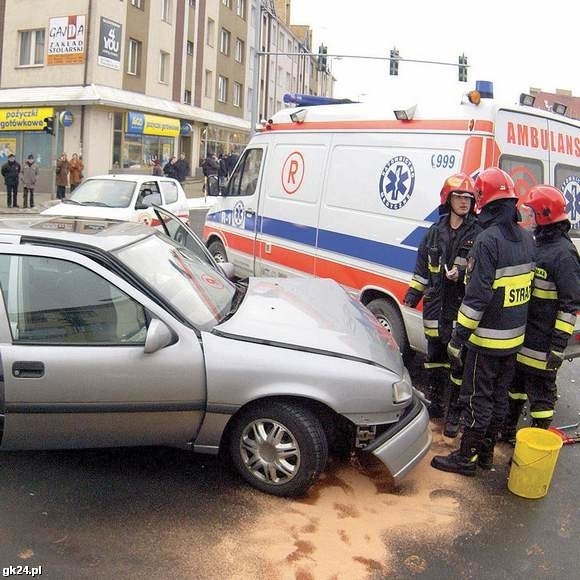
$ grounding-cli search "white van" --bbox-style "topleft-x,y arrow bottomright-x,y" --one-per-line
203,94 -> 580,356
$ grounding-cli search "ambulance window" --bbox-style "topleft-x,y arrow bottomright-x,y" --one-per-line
499,155 -> 543,197
226,148 -> 263,197
555,164 -> 580,234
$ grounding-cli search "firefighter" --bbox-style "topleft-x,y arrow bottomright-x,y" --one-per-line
502,185 -> 580,439
403,173 -> 480,419
431,167 -> 535,476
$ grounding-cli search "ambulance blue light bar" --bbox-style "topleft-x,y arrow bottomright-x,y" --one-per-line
475,80 -> 493,99
283,93 -> 353,106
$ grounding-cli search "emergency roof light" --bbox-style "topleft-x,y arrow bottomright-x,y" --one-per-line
467,90 -> 481,105
394,105 -> 417,121
475,80 -> 493,99
552,102 -> 568,116
283,93 -> 353,107
519,93 -> 536,107
290,108 -> 308,123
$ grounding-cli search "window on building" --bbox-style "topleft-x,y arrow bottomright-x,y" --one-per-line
189,0 -> 196,7
279,32 -> 284,49
159,51 -> 170,83
187,41 -> 194,56
184,89 -> 192,104
207,19 -> 215,47
235,38 -> 244,63
131,0 -> 144,9
233,82 -> 242,108
162,0 -> 172,22
218,76 -> 228,103
249,47 -> 255,70
222,0 -> 232,7
19,29 -> 45,66
287,39 -> 292,54
236,0 -> 246,18
205,70 -> 213,98
127,38 -> 141,76
286,72 -> 291,90
220,28 -> 230,55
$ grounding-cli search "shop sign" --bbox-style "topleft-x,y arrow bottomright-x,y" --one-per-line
98,17 -> 122,70
59,111 -> 74,127
48,15 -> 86,65
126,112 -> 180,137
0,107 -> 55,131
180,123 -> 193,136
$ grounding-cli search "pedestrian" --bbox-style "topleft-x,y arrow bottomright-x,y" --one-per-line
431,167 -> 535,475
218,153 -> 229,192
403,173 -> 481,424
1,153 -> 21,208
55,153 -> 69,200
152,158 -> 163,176
21,154 -> 39,208
175,152 -> 190,183
227,150 -> 240,175
502,185 -> 580,439
69,153 -> 84,192
163,155 -> 178,179
201,154 -> 219,194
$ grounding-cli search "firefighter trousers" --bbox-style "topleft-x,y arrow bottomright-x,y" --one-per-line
458,349 -> 515,435
508,365 -> 557,426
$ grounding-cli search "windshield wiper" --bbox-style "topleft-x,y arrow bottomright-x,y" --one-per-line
81,201 -> 114,207
62,198 -> 84,205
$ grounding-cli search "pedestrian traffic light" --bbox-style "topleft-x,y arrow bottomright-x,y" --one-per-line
317,44 -> 328,72
389,48 -> 399,76
43,116 -> 55,135
458,54 -> 468,82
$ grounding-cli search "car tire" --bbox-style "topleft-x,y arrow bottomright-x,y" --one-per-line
367,298 -> 410,356
208,239 -> 227,263
229,400 -> 328,497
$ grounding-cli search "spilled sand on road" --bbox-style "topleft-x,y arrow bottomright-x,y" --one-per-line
213,426 -> 506,579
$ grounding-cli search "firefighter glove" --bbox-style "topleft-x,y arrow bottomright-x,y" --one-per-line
546,349 -> 565,372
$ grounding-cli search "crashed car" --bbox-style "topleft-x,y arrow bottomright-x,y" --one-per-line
0,208 -> 430,496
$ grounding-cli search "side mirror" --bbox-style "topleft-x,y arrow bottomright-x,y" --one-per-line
218,262 -> 235,280
144,318 -> 175,353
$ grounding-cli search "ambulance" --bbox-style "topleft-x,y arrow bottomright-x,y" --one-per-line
203,87 -> 580,357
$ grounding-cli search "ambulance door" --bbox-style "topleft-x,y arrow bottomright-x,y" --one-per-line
495,110 -> 549,197
255,134 -> 331,277
547,117 -> 580,232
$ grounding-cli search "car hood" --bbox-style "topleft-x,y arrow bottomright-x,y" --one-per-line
42,203 -> 132,220
214,277 -> 403,374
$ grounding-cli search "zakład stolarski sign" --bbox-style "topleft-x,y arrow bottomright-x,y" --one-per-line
0,108 -> 55,131
48,15 -> 86,65
125,112 -> 180,137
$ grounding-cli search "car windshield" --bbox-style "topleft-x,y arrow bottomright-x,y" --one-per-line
70,179 -> 136,208
114,234 -> 236,330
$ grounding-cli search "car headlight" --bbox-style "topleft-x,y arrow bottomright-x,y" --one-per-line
393,368 -> 413,404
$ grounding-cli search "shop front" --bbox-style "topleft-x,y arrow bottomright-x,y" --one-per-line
199,124 -> 248,165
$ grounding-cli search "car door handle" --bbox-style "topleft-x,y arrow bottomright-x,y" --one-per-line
245,209 -> 256,216
13,361 -> 45,378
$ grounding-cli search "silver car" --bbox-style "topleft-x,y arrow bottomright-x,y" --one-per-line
0,209 -> 431,497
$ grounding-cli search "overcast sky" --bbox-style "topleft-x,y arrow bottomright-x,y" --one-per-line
290,0 -> 579,105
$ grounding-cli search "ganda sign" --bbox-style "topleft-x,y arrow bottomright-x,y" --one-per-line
48,15 -> 86,65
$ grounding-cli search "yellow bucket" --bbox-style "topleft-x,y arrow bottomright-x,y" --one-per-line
508,427 -> 563,499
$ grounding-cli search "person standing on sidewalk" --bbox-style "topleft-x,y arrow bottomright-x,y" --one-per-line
431,168 -> 535,476
21,154 -> 39,208
175,153 -> 190,183
502,185 -> 580,439
55,153 -> 69,200
403,173 -> 480,421
69,153 -> 84,192
2,153 -> 21,208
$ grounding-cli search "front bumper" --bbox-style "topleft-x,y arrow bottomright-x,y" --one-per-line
365,397 -> 431,483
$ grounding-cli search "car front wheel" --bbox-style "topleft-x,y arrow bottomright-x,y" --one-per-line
229,401 -> 328,497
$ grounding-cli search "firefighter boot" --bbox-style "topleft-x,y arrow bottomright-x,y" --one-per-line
431,430 -> 482,476
500,398 -> 525,443
426,368 -> 447,419
531,417 -> 552,430
478,436 -> 497,470
443,384 -> 461,438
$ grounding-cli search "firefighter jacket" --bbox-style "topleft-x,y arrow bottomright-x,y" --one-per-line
516,225 -> 580,374
405,213 -> 481,344
454,203 -> 535,356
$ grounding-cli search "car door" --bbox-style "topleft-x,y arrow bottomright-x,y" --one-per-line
159,179 -> 190,222
0,246 -> 206,450
133,180 -> 162,225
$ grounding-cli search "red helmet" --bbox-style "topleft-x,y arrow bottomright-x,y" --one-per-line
519,185 -> 568,226
473,167 -> 516,210
440,173 -> 475,205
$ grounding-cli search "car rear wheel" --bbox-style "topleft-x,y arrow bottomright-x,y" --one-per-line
367,298 -> 410,356
229,400 -> 328,497
208,239 -> 227,263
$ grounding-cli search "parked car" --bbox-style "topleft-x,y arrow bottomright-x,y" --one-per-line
0,208 -> 431,497
42,174 -> 190,225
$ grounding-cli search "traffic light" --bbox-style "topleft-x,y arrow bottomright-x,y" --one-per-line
317,44 -> 328,72
43,116 -> 55,135
458,54 -> 468,82
389,48 -> 399,76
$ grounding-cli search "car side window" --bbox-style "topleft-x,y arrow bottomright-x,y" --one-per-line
1,255 -> 147,345
160,181 -> 179,204
135,182 -> 162,208
226,149 -> 263,197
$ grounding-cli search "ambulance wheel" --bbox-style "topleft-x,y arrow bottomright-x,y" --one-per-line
208,239 -> 227,263
367,298 -> 410,356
